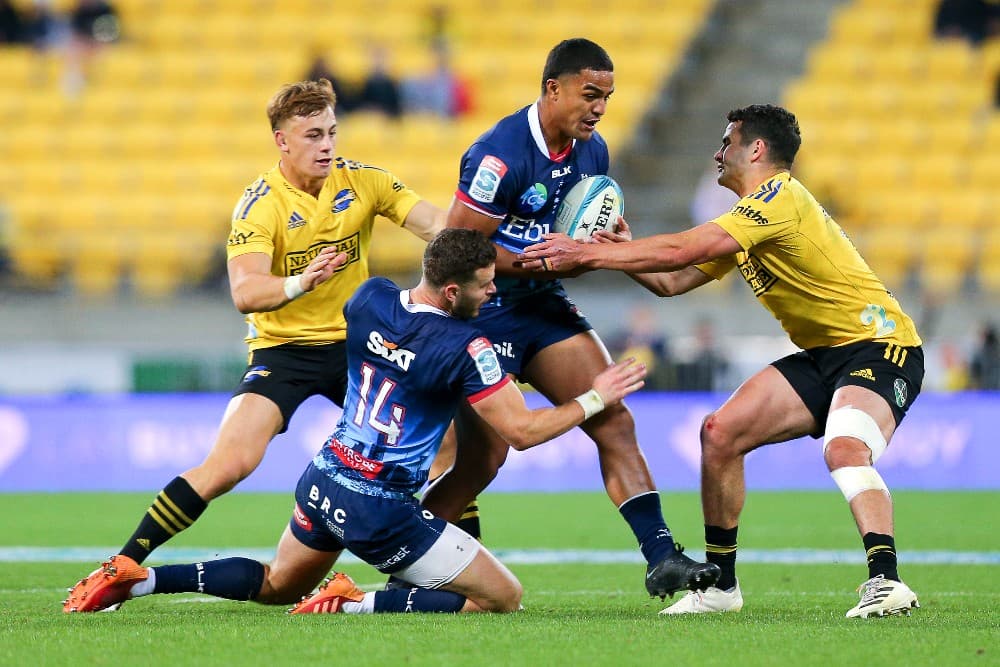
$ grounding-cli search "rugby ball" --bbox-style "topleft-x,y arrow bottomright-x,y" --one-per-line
552,175 -> 624,240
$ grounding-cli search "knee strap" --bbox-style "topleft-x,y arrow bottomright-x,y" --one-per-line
823,407 -> 888,463
830,466 -> 889,502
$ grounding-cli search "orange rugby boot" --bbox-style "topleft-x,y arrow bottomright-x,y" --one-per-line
288,572 -> 366,614
63,555 -> 148,613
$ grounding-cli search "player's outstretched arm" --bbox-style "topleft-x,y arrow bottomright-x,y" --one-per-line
228,246 -> 348,313
519,222 -> 741,274
471,358 -> 646,451
402,200 -> 448,241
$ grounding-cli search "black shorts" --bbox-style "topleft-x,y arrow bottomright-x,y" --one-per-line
772,341 -> 924,437
232,343 -> 348,433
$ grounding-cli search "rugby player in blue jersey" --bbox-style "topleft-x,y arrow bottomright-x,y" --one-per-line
61,229 -> 648,615
422,38 -> 720,599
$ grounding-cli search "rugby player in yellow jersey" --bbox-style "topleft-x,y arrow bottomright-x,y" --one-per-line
519,104 -> 924,619
63,79 -> 448,612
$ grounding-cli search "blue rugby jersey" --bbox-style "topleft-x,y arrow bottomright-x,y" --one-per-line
313,277 -> 509,498
454,103 -> 609,304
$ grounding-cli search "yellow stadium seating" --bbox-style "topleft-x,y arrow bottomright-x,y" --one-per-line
2,1 -> 712,296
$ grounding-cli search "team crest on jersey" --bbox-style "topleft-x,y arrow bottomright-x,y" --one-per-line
367,330 -> 416,371
332,188 -> 355,213
893,378 -> 907,407
469,155 -> 507,203
287,211 -> 306,230
467,337 -> 503,384
519,183 -> 548,213
242,365 -> 271,382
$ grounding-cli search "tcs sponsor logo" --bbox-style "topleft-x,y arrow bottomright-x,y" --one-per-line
519,183 -> 548,212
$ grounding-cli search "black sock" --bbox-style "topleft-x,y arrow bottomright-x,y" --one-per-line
863,532 -> 898,581
456,499 -> 482,541
705,524 -> 738,590
120,476 -> 208,564
153,558 -> 265,600
619,492 -> 675,565
373,587 -> 466,613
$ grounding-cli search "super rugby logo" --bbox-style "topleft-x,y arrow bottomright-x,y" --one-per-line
467,337 -> 503,384
367,330 -> 416,371
469,155 -> 507,203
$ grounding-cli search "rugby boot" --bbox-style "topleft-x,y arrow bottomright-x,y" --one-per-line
659,581 -> 744,615
845,574 -> 920,618
63,555 -> 148,613
288,572 -> 366,614
645,545 -> 721,599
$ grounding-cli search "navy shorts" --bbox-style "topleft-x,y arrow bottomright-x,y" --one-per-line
772,341 -> 924,437
232,343 -> 348,433
474,288 -> 592,378
289,462 -> 449,574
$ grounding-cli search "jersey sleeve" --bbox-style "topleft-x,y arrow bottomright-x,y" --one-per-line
708,176 -> 799,251
454,142 -> 519,219
226,179 -> 280,260
458,336 -> 511,402
695,255 -> 738,281
362,165 -> 421,228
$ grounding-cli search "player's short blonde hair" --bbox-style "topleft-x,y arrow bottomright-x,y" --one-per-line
266,79 -> 337,131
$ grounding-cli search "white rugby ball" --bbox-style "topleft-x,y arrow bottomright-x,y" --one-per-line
552,175 -> 624,240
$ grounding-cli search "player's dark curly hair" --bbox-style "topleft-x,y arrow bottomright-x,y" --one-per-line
541,38 -> 613,92
267,79 -> 337,131
423,229 -> 497,288
727,104 -> 801,168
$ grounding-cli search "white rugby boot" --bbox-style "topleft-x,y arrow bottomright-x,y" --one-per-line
845,574 -> 920,618
659,581 -> 743,615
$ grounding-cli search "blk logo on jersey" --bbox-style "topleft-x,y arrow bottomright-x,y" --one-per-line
467,337 -> 503,384
469,155 -> 507,203
332,188 -> 355,213
367,330 -> 417,370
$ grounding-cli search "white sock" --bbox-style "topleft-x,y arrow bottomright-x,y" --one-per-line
340,592 -> 375,614
129,567 -> 156,597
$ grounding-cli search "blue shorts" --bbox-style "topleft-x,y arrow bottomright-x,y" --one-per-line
289,462 -> 448,573
475,287 -> 592,377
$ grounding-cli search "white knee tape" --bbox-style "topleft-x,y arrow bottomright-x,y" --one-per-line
830,466 -> 890,502
823,407 -> 888,463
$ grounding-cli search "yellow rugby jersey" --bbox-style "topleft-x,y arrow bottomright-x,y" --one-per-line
697,171 -> 921,350
226,158 -> 421,350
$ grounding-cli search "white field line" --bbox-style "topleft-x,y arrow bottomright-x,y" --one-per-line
3,547 -> 998,565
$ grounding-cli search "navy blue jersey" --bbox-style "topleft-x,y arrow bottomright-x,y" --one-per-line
314,277 -> 510,498
454,103 -> 610,303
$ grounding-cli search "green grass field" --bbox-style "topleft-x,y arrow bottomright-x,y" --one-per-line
1,491 -> 996,666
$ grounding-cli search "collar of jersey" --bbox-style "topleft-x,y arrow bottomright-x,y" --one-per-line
528,102 -> 574,161
400,290 -> 449,317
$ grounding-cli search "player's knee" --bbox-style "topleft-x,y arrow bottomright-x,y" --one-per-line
484,577 -> 523,613
823,407 -> 887,467
699,412 -> 738,463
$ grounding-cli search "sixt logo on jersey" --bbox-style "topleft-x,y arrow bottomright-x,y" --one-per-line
732,204 -> 770,225
519,183 -> 548,213
467,337 -> 503,384
367,330 -> 417,371
469,155 -> 507,203
331,188 -> 355,213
